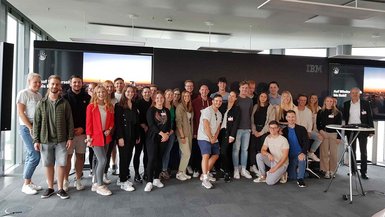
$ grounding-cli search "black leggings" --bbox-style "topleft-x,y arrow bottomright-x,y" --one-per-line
248,133 -> 268,166
219,129 -> 234,173
133,128 -> 147,175
190,138 -> 202,172
146,136 -> 167,182
118,140 -> 135,182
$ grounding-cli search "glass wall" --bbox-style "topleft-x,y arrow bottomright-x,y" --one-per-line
285,48 -> 327,57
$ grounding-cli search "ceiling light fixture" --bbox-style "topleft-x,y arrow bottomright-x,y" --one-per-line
70,38 -> 145,46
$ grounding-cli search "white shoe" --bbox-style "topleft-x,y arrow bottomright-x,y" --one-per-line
308,152 -> 320,162
117,179 -> 123,186
183,172 -> 192,179
121,181 -> 135,192
103,174 -> 112,184
144,182 -> 153,192
96,185 -> 112,196
22,184 -> 38,195
241,169 -> 252,179
176,172 -> 187,181
153,179 -> 164,188
233,169 -> 240,179
91,183 -> 97,192
193,171 -> 200,178
250,165 -> 259,174
63,179 -> 70,191
186,166 -> 193,174
280,172 -> 288,184
253,177 -> 266,183
29,183 -> 43,191
200,173 -> 216,182
202,179 -> 213,189
75,180 -> 85,190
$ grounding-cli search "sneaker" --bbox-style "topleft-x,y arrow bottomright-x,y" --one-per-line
241,169 -> 252,179
250,165 -> 259,174
41,188 -> 55,199
30,183 -> 43,191
134,174 -> 143,183
202,179 -> 213,189
233,169 -> 240,179
22,184 -> 38,195
96,185 -> 112,196
57,189 -> 70,199
308,152 -> 320,162
192,171 -> 200,178
91,183 -> 98,192
280,172 -> 288,184
176,172 -> 187,181
153,179 -> 164,188
297,179 -> 307,188
117,179 -> 123,186
63,179 -> 70,191
159,171 -> 170,180
224,173 -> 231,183
121,181 -> 135,192
324,171 -> 331,179
144,182 -> 153,192
200,174 -> 216,182
183,172 -> 192,179
186,166 -> 193,175
103,174 -> 112,184
75,180 -> 85,190
253,176 -> 266,183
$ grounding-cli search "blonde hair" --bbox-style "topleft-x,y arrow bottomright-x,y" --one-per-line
90,84 -> 114,112
307,94 -> 320,114
321,96 -> 340,116
277,90 -> 295,120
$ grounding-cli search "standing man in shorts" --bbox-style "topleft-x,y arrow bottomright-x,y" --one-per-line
197,94 -> 222,189
34,75 -> 74,199
63,75 -> 90,191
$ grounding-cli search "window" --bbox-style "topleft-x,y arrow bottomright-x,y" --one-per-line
285,48 -> 327,57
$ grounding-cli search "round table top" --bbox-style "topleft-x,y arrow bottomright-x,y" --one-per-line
326,124 -> 375,132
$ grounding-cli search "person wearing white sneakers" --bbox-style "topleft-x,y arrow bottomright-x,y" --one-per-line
144,91 -> 171,192
115,85 -> 140,192
86,84 -> 114,196
175,91 -> 194,181
254,121 -> 289,185
307,94 -> 323,162
232,81 -> 253,180
197,94 -> 222,189
17,73 -> 43,195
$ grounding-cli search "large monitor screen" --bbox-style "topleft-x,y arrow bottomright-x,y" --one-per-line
83,52 -> 152,85
363,67 -> 385,120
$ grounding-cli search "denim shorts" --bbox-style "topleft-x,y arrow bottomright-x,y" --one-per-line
40,142 -> 67,166
198,140 -> 220,155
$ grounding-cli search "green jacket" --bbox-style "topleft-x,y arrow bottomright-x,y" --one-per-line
33,95 -> 74,144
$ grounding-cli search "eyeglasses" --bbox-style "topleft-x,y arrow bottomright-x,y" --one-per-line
269,126 -> 279,130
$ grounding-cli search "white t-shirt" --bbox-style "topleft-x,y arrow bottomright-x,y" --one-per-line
349,100 -> 361,124
296,107 -> 313,133
197,106 -> 222,142
16,89 -> 42,125
263,135 -> 290,166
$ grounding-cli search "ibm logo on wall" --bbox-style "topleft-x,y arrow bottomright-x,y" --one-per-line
306,64 -> 323,73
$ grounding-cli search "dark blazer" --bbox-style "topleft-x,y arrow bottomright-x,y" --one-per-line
282,124 -> 309,155
343,99 -> 374,134
114,104 -> 140,142
219,104 -> 241,138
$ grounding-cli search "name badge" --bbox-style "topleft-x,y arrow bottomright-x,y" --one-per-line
161,112 -> 166,116
328,114 -> 334,118
228,116 -> 233,121
361,111 -> 367,115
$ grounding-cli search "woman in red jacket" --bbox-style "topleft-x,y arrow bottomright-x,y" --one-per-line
86,84 -> 114,196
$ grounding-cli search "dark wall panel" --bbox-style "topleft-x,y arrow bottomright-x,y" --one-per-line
0,42 -> 14,130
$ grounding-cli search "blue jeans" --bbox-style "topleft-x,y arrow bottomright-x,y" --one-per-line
19,125 -> 41,180
232,129 -> 251,168
162,133 -> 175,170
288,153 -> 306,180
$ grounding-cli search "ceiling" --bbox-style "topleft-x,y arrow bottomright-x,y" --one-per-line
7,0 -> 385,51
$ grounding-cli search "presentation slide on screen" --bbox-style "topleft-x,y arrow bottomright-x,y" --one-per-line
82,52 -> 152,85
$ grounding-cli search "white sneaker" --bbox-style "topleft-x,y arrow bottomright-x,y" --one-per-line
308,152 -> 320,162
183,172 -> 192,179
241,169 -> 252,179
153,179 -> 164,188
186,166 -> 193,174
96,185 -> 112,196
176,172 -> 187,181
91,183 -> 98,192
22,184 -> 38,195
280,172 -> 288,184
117,179 -> 123,186
208,173 -> 216,182
233,169 -> 240,179
63,179 -> 70,191
250,165 -> 259,174
103,174 -> 112,184
202,179 -> 213,189
121,181 -> 135,192
253,177 -> 266,183
144,182 -> 153,192
193,171 -> 200,178
324,171 -> 331,179
29,183 -> 42,191
75,180 -> 85,190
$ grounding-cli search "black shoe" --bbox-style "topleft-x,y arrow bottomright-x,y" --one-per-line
41,188 -> 55,199
57,189 -> 70,199
361,174 -> 369,180
134,174 -> 143,183
297,179 -> 306,188
224,173 -> 231,183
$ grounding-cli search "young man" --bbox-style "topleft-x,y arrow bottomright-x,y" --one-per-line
197,94 -> 223,189
33,75 -> 74,199
63,75 -> 90,191
268,81 -> 281,106
184,80 -> 198,100
210,77 -> 229,103
254,121 -> 289,185
282,110 -> 309,188
343,87 -> 374,180
247,80 -> 258,105
233,81 -> 253,179
114,77 -> 125,102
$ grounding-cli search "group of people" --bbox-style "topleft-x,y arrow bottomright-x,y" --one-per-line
16,73 -> 374,199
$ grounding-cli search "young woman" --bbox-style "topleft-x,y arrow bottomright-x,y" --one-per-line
17,73 -> 43,195
276,91 -> 297,124
175,91 -> 194,181
218,91 -> 240,182
115,86 -> 140,192
249,92 -> 276,174
173,88 -> 181,107
86,84 -> 114,196
316,96 -> 342,179
144,91 -> 171,192
307,94 -> 323,161
160,89 -> 176,179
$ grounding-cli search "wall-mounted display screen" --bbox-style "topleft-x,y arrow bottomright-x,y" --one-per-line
363,67 -> 385,120
83,52 -> 152,85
